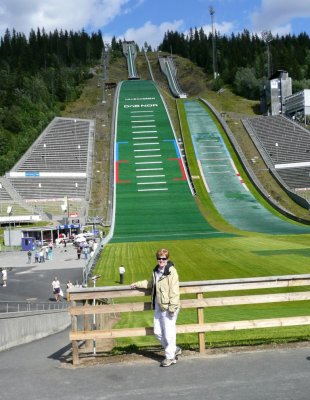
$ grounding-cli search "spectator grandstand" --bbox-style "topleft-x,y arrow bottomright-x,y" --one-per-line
242,115 -> 310,203
0,117 -> 95,223
10,118 -> 91,173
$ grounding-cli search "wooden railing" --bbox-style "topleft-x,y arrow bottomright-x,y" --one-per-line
68,274 -> 310,365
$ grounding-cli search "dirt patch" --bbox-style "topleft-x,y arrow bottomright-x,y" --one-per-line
61,340 -> 310,369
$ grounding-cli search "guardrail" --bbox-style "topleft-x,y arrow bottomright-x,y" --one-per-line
68,274 -> 310,365
0,300 -> 69,314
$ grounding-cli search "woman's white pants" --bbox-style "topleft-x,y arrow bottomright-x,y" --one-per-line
153,302 -> 179,359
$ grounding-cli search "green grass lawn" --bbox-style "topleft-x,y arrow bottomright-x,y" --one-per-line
96,236 -> 310,286
93,234 -> 310,351
90,73 -> 310,352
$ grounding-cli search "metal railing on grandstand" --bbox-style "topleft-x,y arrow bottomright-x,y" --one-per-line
0,301 -> 69,314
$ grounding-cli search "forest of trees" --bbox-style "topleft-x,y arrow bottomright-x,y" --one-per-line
158,28 -> 310,99
0,28 -> 103,175
2,26 -> 310,176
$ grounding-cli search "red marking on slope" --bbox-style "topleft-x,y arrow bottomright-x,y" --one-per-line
116,160 -> 130,183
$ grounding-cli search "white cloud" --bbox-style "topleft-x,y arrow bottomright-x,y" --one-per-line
201,21 -> 235,36
0,0 -> 130,37
251,0 -> 310,34
123,0 -> 145,15
112,20 -> 184,50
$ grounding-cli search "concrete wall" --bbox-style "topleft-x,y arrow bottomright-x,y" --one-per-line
0,309 -> 71,351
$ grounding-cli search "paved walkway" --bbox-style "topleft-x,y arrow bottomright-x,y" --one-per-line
0,243 -> 85,271
0,330 -> 309,400
0,244 -> 85,303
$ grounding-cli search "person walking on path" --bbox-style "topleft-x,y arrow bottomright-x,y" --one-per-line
83,246 -> 89,260
34,249 -> 39,263
44,247 -> 48,261
52,277 -> 61,302
39,248 -> 45,263
130,248 -> 181,367
77,246 -> 81,260
27,250 -> 32,264
47,246 -> 52,260
1,268 -> 7,287
119,264 -> 125,284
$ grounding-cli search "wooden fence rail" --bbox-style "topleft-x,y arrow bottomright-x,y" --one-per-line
68,274 -> 310,365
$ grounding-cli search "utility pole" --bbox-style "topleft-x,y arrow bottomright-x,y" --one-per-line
209,6 -> 217,79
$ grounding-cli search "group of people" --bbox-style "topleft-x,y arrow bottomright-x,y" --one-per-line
76,239 -> 97,260
27,242 -> 54,264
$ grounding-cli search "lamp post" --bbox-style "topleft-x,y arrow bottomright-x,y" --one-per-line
62,195 -> 69,226
0,183 -> 2,213
38,183 -> 42,210
43,144 -> 47,168
7,206 -> 12,247
91,274 -> 101,355
67,199 -> 70,226
75,182 -> 78,212
78,144 -> 81,168
275,142 -> 279,163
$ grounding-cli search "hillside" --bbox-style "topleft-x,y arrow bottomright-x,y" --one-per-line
62,51 -> 310,224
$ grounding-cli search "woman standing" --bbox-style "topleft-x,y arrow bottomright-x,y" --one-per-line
131,249 -> 181,367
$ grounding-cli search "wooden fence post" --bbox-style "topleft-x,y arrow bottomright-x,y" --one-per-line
197,292 -> 205,353
71,300 -> 79,365
84,299 -> 92,351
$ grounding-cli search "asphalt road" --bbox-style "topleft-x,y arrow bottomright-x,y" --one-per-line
0,244 -> 85,305
1,247 -> 310,399
0,330 -> 309,400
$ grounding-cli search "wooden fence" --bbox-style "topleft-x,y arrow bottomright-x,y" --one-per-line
68,274 -> 310,365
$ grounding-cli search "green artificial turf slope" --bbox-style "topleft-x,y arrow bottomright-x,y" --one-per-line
112,80 -> 230,242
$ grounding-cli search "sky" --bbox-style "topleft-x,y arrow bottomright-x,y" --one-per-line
1,0 -> 310,49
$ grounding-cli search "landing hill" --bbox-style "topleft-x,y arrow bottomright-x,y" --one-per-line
62,51 -> 310,223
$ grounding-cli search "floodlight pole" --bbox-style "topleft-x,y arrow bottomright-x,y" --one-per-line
262,30 -> 273,78
209,6 -> 217,79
